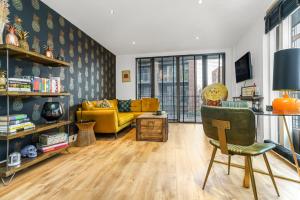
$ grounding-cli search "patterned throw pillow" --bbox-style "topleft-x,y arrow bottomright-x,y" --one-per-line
118,100 -> 131,112
96,99 -> 112,108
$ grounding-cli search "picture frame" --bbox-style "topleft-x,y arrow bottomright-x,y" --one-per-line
122,70 -> 131,82
241,86 -> 256,97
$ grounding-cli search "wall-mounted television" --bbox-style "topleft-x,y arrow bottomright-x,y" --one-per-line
235,52 -> 252,83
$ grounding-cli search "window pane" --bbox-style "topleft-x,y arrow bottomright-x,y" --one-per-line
138,58 -> 152,98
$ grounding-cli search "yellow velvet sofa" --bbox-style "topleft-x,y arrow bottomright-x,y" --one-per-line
76,98 -> 160,138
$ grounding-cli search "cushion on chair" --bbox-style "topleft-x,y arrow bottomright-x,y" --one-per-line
131,100 -> 142,112
118,100 -> 131,112
118,113 -> 134,126
210,140 -> 276,156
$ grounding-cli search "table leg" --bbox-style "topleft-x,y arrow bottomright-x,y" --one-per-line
243,156 -> 250,188
282,116 -> 300,176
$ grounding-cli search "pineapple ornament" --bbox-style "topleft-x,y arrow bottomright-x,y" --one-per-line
16,30 -> 29,50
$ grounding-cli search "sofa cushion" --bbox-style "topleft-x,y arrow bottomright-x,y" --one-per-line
142,98 -> 160,112
118,100 -> 131,112
108,99 -> 118,110
95,99 -> 112,108
82,101 -> 95,110
131,100 -> 142,112
118,113 -> 134,126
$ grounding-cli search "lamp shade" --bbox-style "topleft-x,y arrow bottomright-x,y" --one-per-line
273,48 -> 300,91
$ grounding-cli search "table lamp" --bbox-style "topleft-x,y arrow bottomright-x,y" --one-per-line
273,48 -> 300,113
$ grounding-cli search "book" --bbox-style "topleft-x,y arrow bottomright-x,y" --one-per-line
0,118 -> 30,126
38,142 -> 68,153
0,122 -> 35,133
0,114 -> 28,122
8,78 -> 32,83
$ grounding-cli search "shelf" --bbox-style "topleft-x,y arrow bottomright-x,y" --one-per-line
0,44 -> 70,67
0,91 -> 70,97
0,146 -> 68,177
0,121 -> 71,140
233,96 -> 264,101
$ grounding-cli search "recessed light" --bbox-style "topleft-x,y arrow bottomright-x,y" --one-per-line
195,36 -> 200,40
110,9 -> 115,15
132,41 -> 136,45
198,0 -> 203,4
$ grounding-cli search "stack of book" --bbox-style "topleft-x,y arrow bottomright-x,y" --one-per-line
0,114 -> 35,134
7,78 -> 32,92
38,142 -> 68,153
32,77 -> 61,93
37,132 -> 68,153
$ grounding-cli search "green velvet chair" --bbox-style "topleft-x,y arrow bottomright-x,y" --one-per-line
201,106 -> 280,200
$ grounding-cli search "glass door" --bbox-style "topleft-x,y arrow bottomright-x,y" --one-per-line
136,53 -> 225,123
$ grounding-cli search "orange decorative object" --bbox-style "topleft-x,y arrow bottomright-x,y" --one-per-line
272,93 -> 300,113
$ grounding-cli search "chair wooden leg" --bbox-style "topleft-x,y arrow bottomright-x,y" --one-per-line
114,133 -> 118,139
263,153 -> 280,197
228,155 -> 231,175
247,156 -> 258,200
202,146 -> 217,190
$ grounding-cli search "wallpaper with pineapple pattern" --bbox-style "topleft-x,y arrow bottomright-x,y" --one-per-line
0,0 -> 116,160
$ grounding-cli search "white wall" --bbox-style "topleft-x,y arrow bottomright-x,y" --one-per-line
231,18 -> 265,98
116,49 -> 233,100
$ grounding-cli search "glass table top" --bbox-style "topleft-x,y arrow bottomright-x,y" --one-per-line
254,110 -> 300,116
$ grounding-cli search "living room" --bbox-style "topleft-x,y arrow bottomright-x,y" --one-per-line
0,0 -> 300,199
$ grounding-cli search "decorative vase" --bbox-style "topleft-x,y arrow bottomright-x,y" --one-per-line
41,102 -> 64,123
5,25 -> 19,46
19,39 -> 29,50
44,45 -> 54,58
0,70 -> 6,91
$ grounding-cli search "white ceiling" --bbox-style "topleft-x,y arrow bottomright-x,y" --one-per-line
41,0 -> 272,55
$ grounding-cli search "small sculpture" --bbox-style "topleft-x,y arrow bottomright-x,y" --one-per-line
5,24 -> 19,46
21,145 -> 37,158
43,45 -> 54,58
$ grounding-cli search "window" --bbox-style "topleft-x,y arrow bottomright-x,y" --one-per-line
136,53 -> 225,123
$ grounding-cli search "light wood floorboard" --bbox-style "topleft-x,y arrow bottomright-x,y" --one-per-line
0,123 -> 300,200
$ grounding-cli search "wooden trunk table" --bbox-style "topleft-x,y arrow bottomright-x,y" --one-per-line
76,121 -> 96,147
136,113 -> 168,142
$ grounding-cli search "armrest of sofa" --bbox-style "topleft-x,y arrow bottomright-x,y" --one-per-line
76,108 -> 119,133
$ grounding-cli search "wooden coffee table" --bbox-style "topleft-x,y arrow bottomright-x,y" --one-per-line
136,113 -> 168,142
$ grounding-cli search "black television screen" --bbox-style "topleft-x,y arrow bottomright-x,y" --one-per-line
235,52 -> 252,83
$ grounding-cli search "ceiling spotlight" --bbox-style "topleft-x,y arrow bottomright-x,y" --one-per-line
110,9 -> 115,15
132,41 -> 136,45
198,0 -> 203,4
195,36 -> 200,40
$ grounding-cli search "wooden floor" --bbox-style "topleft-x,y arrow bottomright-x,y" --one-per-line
0,123 -> 300,200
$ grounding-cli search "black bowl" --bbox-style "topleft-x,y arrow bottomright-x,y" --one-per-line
41,102 -> 64,123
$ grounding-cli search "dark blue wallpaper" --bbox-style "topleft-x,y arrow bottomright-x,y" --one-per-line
0,0 -> 116,160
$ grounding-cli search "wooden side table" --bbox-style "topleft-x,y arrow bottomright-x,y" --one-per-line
76,121 -> 96,147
